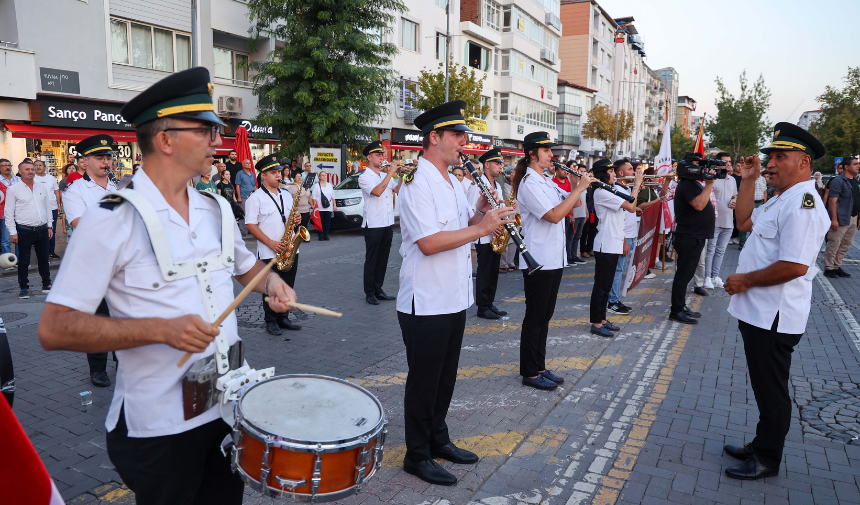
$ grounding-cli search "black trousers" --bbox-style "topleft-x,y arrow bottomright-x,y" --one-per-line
363,226 -> 393,295
106,409 -> 243,505
262,253 -> 298,323
590,252 -> 620,324
300,212 -> 310,229
317,211 -> 332,238
563,216 -> 575,262
398,309 -> 466,462
520,268 -> 563,377
739,315 -> 802,469
584,215 -> 599,253
475,243 -> 502,311
87,299 -> 111,373
671,235 -> 705,313
16,225 -> 50,290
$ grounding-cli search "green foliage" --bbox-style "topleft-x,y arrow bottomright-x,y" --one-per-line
246,0 -> 406,159
705,71 -> 771,161
581,103 -> 634,157
412,60 -> 491,125
649,124 -> 695,161
811,66 -> 860,172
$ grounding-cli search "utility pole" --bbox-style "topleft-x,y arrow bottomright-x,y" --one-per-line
445,0 -> 450,101
191,0 -> 198,67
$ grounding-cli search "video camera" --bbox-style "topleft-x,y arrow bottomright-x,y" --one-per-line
677,153 -> 728,181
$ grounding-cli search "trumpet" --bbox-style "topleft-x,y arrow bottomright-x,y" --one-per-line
552,162 -> 636,203
617,172 -> 676,180
382,159 -> 415,176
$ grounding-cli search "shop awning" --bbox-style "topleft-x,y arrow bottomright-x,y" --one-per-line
391,144 -> 493,156
2,123 -> 138,142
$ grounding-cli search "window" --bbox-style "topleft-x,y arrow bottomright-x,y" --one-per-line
502,6 -> 558,55
363,26 -> 382,45
499,93 -> 556,130
498,50 -> 555,89
435,0 -> 447,6
480,96 -> 490,119
399,79 -> 418,110
484,0 -> 501,32
466,41 -> 490,72
213,47 -> 250,85
110,18 -> 191,72
435,32 -> 447,60
401,18 -> 419,52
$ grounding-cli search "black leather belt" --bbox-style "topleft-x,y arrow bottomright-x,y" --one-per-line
754,200 -> 764,204
15,223 -> 48,232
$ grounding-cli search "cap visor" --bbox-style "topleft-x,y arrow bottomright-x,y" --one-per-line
172,110 -> 228,127
443,123 -> 473,132
760,146 -> 803,156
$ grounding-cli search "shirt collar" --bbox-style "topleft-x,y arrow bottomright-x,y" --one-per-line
526,167 -> 548,184
134,169 -> 210,229
417,157 -> 452,186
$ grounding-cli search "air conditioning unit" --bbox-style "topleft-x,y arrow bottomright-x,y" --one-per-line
218,96 -> 243,115
404,108 -> 422,124
540,48 -> 557,65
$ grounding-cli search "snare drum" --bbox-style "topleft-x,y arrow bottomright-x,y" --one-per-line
229,374 -> 387,502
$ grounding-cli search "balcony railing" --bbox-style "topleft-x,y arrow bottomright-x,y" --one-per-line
558,105 -> 582,115
559,135 -> 582,146
545,12 -> 562,31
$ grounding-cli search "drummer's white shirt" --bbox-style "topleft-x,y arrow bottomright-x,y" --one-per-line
397,157 -> 474,315
46,169 -> 257,437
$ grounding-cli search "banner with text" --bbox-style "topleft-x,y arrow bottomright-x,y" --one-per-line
621,202 -> 662,296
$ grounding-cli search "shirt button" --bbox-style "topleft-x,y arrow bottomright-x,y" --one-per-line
152,282 -> 159,288
191,232 -> 197,239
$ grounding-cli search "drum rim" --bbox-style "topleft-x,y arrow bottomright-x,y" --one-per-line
235,460 -> 378,502
236,373 -> 387,451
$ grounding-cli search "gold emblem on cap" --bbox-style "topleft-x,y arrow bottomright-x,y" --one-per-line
100,140 -> 108,145
460,108 -> 465,116
207,83 -> 214,96
773,130 -> 780,139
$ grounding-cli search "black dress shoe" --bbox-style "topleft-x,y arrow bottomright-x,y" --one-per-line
682,306 -> 701,318
590,325 -> 614,337
837,267 -> 852,278
724,455 -> 778,480
490,305 -> 508,316
724,443 -> 754,461
403,459 -> 457,485
375,290 -> 396,300
477,309 -> 500,320
669,311 -> 698,324
522,375 -> 558,390
824,269 -> 840,278
277,318 -> 302,330
431,443 -> 479,464
540,369 -> 564,384
693,286 -> 709,296
266,321 -> 282,335
366,294 -> 379,305
604,321 -> 620,331
91,371 -> 110,387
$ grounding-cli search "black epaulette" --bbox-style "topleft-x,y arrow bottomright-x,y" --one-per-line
802,192 -> 815,209
403,167 -> 417,185
99,195 -> 126,211
522,173 -> 531,183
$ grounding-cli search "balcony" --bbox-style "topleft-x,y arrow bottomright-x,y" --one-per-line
545,12 -> 562,31
559,105 -> 582,115
559,135 -> 582,146
460,21 -> 502,46
592,56 -> 598,68
540,48 -> 557,65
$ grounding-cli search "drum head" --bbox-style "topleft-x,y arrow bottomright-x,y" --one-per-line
240,375 -> 382,443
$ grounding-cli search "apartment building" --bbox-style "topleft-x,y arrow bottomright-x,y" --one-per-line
657,67 -> 679,130
643,64 -> 668,159
554,79 -> 595,161
610,16 -> 648,160
676,95 -> 696,137
690,115 -> 704,138
797,109 -> 822,130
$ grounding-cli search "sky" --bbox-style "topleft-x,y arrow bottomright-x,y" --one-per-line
594,0 -> 860,125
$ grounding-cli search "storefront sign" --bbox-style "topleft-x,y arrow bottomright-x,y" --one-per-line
32,100 -> 133,130
467,118 -> 488,132
493,138 -> 520,150
228,118 -> 279,140
309,143 -> 346,186
392,128 -> 423,144
40,68 -> 80,95
467,132 -> 493,145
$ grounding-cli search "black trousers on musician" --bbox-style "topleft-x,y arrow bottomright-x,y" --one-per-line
106,408 -> 244,505
262,253 -> 298,323
739,314 -> 802,469
590,252 -> 620,324
363,225 -> 393,295
520,268 -> 563,377
671,235 -> 705,314
398,307 -> 466,462
87,299 -> 111,373
475,243 -> 502,311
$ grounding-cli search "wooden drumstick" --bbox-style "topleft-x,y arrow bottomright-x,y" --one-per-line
177,257 -> 278,367
263,298 -> 343,317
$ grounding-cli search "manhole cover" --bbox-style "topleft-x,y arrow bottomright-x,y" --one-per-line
0,312 -> 27,323
800,389 -> 860,444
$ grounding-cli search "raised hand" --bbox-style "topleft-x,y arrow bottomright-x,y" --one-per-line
736,156 -> 761,181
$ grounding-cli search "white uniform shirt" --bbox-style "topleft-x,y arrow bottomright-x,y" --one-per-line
312,182 -> 334,212
516,168 -> 568,270
46,169 -> 256,437
615,184 -> 638,238
64,175 -> 118,224
35,174 -> 59,210
469,175 -> 503,245
593,188 -> 627,254
244,186 -> 287,260
4,180 -> 52,234
397,157 -> 474,315
460,176 -> 473,197
727,180 -> 829,334
359,168 -> 398,228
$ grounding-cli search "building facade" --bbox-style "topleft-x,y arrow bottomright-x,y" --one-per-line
642,64 -> 667,159
797,109 -> 822,130
676,95 -> 696,137
610,16 -> 647,160
656,67 -> 679,130
690,115 -> 704,138
554,79 -> 594,162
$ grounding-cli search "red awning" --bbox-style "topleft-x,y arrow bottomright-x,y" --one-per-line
500,148 -> 524,156
390,143 -> 421,151
215,137 -> 236,155
2,123 -> 138,142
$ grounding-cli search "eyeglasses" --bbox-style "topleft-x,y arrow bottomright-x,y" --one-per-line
162,125 -> 221,142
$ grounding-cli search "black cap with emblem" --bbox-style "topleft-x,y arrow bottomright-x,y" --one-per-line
255,154 -> 281,174
523,131 -> 557,151
75,134 -> 115,158
761,122 -> 825,160
479,148 -> 504,164
413,100 -> 472,135
121,67 -> 227,128
363,141 -> 384,157
591,158 -> 614,176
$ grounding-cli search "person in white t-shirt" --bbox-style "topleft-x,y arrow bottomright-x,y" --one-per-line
606,159 -> 640,315
33,160 -> 61,258
310,171 -> 336,240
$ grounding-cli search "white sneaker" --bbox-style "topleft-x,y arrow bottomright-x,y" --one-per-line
704,277 -> 714,289
712,277 -> 724,288
644,272 -> 656,279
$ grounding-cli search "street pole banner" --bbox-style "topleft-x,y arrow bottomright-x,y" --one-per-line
656,116 -> 673,175
622,202 -> 662,296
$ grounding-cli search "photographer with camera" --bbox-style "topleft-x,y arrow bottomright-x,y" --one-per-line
668,154 -> 721,324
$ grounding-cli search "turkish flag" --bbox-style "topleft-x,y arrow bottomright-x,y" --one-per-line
0,183 -> 6,220
310,201 -> 322,233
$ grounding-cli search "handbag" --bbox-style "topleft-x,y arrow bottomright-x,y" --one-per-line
319,187 -> 331,209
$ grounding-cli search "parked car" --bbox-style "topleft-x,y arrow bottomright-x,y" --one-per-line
331,171 -> 400,229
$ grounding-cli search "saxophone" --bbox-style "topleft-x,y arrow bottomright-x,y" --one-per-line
275,183 -> 310,271
490,182 -> 521,253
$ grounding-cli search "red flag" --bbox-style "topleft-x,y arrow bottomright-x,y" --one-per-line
0,183 -> 6,220
310,201 -> 322,232
693,113 -> 707,157
234,126 -> 257,188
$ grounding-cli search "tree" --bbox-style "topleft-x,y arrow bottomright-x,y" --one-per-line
811,66 -> 860,172
649,124 -> 695,161
705,71 -> 771,161
411,60 -> 490,129
581,104 -> 634,158
246,0 -> 406,159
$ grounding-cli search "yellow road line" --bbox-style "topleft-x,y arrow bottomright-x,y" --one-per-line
350,354 -> 623,388
465,314 -> 654,335
382,431 -> 528,470
504,288 -> 662,303
562,270 -> 673,279
91,483 -> 134,504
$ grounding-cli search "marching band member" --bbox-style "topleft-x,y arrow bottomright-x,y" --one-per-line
589,159 -> 643,338
359,141 -> 402,305
397,101 -> 513,485
63,134 -> 119,388
514,132 -> 595,391
474,148 -> 509,319
37,68 -> 296,505
244,154 -> 304,335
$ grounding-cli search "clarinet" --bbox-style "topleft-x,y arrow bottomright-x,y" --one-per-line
553,162 -> 636,203
460,154 -> 543,275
